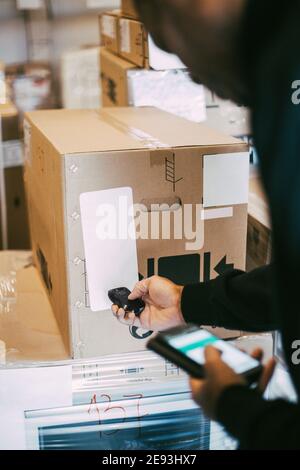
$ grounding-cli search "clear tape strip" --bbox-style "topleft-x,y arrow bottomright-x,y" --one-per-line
98,109 -> 171,150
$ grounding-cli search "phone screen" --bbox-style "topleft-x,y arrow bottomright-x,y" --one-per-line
166,329 -> 260,375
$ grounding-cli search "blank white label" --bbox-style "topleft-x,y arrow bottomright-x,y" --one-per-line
203,152 -> 249,208
120,19 -> 131,53
80,187 -> 139,312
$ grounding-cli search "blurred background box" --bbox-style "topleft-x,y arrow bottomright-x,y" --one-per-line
121,0 -> 139,19
0,101 -> 19,141
61,46 -> 101,109
100,10 -> 121,55
5,62 -> 55,117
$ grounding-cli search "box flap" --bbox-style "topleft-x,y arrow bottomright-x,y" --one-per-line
25,107 -> 244,155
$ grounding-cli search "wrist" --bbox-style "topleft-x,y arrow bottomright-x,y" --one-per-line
176,285 -> 185,324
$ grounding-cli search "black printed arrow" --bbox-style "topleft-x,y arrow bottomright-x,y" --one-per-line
214,256 -> 234,276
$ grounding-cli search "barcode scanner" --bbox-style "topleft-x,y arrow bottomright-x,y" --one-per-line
108,287 -> 145,317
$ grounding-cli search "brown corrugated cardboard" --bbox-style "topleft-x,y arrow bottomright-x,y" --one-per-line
0,102 -> 19,141
24,107 -> 249,358
0,166 -> 31,250
100,47 -> 135,106
122,0 -> 139,19
247,174 -> 272,269
117,18 -> 185,70
119,18 -> 148,68
100,10 -> 121,55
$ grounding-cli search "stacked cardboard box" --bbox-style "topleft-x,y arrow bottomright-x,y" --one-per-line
99,2 -> 206,123
0,102 -> 30,250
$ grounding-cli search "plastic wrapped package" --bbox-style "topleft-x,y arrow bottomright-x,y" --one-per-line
127,69 -> 206,123
0,251 -> 238,450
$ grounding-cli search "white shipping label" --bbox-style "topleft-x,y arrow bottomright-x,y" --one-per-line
203,152 -> 249,208
80,187 -> 139,312
102,15 -> 116,39
3,141 -> 23,168
120,19 -> 131,53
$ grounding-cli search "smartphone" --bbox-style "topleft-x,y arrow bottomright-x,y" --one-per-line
108,287 -> 145,317
147,324 -> 262,383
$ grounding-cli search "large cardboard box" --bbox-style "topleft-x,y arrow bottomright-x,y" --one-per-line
24,107 -> 249,358
100,10 -> 121,55
122,0 -> 139,19
247,172 -> 272,270
100,48 -> 206,122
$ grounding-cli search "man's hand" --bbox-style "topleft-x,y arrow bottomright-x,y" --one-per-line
111,276 -> 185,331
190,346 -> 277,420
134,0 -> 249,104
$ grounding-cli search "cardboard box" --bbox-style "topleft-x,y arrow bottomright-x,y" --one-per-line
101,48 -> 136,106
100,10 -> 121,55
24,107 -> 249,358
0,164 -> 31,250
119,17 -> 147,68
118,18 -> 185,70
0,102 -> 19,141
122,0 -> 139,19
100,48 -> 206,122
247,172 -> 272,269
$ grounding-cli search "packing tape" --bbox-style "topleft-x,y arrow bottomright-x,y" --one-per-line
98,110 -> 178,179
98,109 -> 171,150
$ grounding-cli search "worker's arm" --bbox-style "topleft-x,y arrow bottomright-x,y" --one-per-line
217,386 -> 300,449
181,265 -> 278,332
112,266 -> 276,332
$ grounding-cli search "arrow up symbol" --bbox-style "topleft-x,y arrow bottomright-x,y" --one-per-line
214,256 -> 234,276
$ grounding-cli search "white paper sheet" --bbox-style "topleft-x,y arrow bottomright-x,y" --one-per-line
80,187 -> 139,312
0,365 -> 72,450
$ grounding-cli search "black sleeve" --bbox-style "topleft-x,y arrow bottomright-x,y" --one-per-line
216,385 -> 300,450
181,265 -> 278,332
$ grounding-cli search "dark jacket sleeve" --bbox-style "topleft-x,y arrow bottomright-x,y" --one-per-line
181,265 -> 277,332
216,385 -> 300,450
